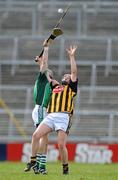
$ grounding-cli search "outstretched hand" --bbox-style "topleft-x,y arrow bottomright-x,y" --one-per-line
66,45 -> 77,57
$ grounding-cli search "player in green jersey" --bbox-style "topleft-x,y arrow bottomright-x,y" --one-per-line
24,40 -> 52,174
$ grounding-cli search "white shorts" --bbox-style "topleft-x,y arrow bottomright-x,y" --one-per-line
41,112 -> 70,132
32,105 -> 47,126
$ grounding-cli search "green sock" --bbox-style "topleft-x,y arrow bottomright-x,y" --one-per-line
36,154 -> 41,168
37,154 -> 47,170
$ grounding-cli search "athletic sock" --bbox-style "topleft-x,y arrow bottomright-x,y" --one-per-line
30,156 -> 36,163
63,163 -> 69,174
36,154 -> 42,169
39,154 -> 47,171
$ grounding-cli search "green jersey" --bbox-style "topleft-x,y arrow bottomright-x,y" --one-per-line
42,82 -> 52,108
33,72 -> 48,105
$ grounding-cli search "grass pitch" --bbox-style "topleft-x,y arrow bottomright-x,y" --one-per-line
0,161 -> 118,180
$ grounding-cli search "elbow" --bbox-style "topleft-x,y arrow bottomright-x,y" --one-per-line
72,70 -> 77,76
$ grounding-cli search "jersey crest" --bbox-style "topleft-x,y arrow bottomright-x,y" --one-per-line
53,85 -> 64,93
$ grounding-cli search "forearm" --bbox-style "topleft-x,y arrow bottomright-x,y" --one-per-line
43,47 -> 49,61
70,55 -> 77,76
40,47 -> 49,72
66,45 -> 78,80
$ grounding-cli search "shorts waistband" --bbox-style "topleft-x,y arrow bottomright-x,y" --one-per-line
35,104 -> 40,108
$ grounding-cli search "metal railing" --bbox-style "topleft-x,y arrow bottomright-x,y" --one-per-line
1,59 -> 118,88
0,35 -> 117,77
0,85 -> 118,142
0,1 -> 118,36
0,0 -> 118,143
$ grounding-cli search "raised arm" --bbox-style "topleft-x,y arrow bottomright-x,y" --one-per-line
66,45 -> 77,82
46,70 -> 59,87
35,40 -> 49,73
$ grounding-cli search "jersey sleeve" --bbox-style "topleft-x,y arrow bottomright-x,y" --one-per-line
69,79 -> 78,93
42,82 -> 52,108
33,72 -> 48,105
33,79 -> 38,104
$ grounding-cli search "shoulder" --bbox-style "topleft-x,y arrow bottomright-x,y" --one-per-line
38,71 -> 47,78
69,78 -> 78,93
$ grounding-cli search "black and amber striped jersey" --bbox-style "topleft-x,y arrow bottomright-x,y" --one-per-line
47,79 -> 78,114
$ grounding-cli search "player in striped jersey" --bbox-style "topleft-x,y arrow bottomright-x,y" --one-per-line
31,45 -> 78,175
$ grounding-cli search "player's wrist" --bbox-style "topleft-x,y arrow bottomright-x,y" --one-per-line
50,34 -> 56,40
69,55 -> 75,60
44,47 -> 49,51
69,54 -> 74,57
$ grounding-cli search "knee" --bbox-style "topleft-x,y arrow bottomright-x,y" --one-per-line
58,142 -> 65,151
32,131 -> 40,141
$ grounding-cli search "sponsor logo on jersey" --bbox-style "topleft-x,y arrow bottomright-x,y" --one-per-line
53,86 -> 64,93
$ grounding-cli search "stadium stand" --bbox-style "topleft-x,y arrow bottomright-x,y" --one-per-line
0,0 -> 118,143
